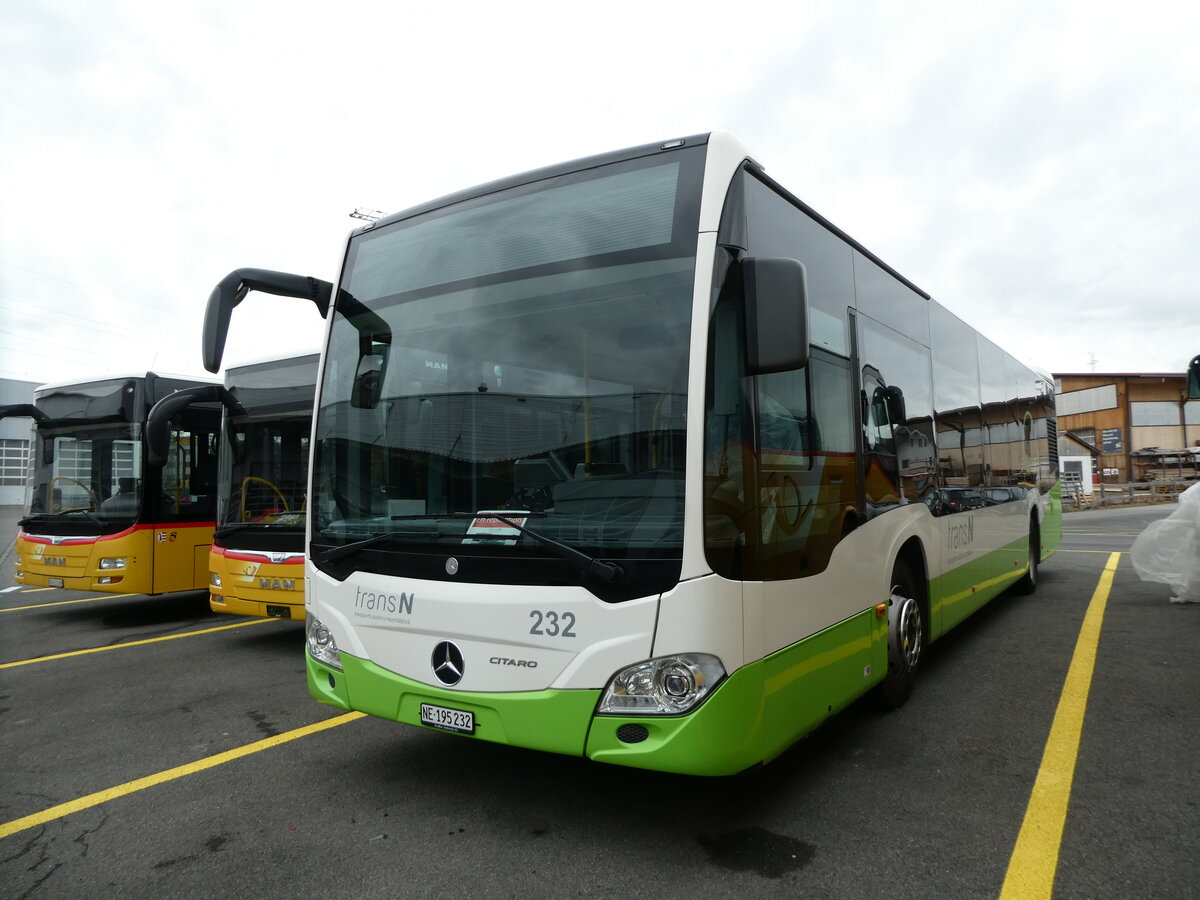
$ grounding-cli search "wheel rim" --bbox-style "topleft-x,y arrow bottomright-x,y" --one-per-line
1027,535 -> 1038,586
888,591 -> 922,674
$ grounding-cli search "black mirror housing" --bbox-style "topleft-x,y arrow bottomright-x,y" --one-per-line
202,269 -> 333,373
743,257 -> 810,375
145,385 -> 241,468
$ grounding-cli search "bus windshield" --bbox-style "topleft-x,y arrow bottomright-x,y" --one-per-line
26,421 -> 143,530
217,356 -> 316,533
23,379 -> 143,532
311,150 -> 703,576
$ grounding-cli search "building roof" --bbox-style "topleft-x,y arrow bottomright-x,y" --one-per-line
1055,371 -> 1185,379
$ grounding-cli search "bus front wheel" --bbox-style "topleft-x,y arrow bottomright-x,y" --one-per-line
880,560 -> 923,709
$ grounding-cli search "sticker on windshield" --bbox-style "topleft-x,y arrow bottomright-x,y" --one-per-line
462,511 -> 528,545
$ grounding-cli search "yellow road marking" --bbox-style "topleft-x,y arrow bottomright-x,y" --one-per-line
0,618 -> 276,669
999,551 -> 1119,900
0,712 -> 366,840
1,595 -> 108,612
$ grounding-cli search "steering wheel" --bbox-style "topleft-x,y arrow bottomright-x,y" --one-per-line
50,476 -> 98,512
240,476 -> 290,521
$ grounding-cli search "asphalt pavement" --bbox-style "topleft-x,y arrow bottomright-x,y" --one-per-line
1,496 -> 1196,897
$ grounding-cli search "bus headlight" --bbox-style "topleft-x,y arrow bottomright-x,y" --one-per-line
99,557 -> 127,570
210,571 -> 223,587
597,654 -> 725,715
306,614 -> 342,671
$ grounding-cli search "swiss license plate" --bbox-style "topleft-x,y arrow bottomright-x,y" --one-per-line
48,577 -> 64,588
420,702 -> 475,734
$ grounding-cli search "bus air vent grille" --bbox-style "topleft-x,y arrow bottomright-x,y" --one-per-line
616,724 -> 649,744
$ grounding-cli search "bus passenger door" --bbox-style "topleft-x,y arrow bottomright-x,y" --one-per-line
152,420 -> 219,594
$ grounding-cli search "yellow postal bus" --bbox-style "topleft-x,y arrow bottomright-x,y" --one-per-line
148,354 -> 318,619
5,373 -> 221,595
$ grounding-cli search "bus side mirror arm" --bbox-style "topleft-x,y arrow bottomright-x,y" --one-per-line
145,385 -> 242,468
203,268 -> 334,373
0,404 -> 48,425
743,257 -> 810,375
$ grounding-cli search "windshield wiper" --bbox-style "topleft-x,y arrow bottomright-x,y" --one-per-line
20,510 -> 107,531
314,515 -> 624,583
312,528 -> 455,566
215,521 -> 303,539
464,513 -> 624,583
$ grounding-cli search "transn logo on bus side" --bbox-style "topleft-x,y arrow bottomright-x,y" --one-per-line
947,515 -> 975,550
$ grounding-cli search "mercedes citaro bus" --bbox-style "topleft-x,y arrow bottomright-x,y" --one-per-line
200,133 -> 1060,775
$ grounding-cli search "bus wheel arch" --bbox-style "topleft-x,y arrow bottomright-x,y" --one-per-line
879,539 -> 927,709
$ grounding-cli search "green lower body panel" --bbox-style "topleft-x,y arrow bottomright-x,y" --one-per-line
307,653 -> 601,758
590,610 -> 877,775
931,540 -> 1028,634
931,496 -> 1063,637
1042,486 -> 1064,555
307,609 -> 881,777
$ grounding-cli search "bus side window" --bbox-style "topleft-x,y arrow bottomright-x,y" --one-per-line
753,351 -> 855,580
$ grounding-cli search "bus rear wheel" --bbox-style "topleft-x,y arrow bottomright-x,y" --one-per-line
880,561 -> 923,709
1014,520 -> 1040,595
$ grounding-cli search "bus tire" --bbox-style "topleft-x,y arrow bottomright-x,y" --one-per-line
1014,520 -> 1040,595
880,560 -> 923,709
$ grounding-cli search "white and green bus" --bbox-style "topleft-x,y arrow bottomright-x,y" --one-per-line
203,133 -> 1060,775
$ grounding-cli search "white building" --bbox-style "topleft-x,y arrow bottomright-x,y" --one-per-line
1,378 -> 39,506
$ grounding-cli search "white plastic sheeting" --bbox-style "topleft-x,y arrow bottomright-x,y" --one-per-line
1130,483 -> 1200,603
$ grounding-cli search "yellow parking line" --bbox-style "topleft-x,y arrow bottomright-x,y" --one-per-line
999,551 -> 1119,900
0,618 -> 276,669
0,712 -> 366,840
1,595 -> 108,612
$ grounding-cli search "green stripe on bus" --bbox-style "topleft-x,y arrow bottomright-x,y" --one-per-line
308,609 -> 881,777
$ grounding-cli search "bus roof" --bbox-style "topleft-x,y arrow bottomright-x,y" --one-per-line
34,372 -> 221,394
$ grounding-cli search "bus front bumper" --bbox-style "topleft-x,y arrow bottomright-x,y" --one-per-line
306,651 -> 771,776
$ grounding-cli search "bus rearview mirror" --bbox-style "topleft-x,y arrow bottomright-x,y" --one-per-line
886,385 -> 907,424
1188,354 -> 1200,400
351,350 -> 388,409
742,257 -> 810,375
202,269 -> 333,373
145,385 -> 242,468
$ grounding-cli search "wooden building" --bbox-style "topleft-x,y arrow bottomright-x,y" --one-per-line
1055,371 -> 1199,486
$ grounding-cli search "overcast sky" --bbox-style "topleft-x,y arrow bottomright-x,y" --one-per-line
2,0 -> 1196,389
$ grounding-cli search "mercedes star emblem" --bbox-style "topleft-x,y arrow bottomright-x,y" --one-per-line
431,641 -> 465,686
